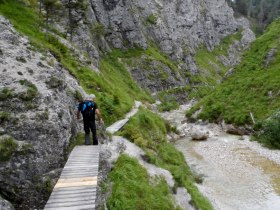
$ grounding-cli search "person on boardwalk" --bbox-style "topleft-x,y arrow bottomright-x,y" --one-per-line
77,94 -> 103,145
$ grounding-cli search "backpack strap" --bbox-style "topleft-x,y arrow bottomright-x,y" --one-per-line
82,103 -> 87,112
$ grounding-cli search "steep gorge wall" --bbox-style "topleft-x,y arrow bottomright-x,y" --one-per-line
0,16 -> 86,209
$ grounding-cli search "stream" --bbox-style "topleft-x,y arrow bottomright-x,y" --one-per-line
161,104 -> 280,210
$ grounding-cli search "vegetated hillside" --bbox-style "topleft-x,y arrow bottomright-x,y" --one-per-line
187,18 -> 280,126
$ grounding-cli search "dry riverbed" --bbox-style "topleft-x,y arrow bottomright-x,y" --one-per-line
161,104 -> 280,210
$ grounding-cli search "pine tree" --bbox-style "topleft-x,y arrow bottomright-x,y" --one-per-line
42,0 -> 60,37
64,0 -> 88,41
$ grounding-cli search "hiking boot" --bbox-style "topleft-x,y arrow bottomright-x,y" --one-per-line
93,136 -> 98,145
85,134 -> 90,145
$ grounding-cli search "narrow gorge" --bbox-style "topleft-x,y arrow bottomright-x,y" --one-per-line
0,0 -> 279,209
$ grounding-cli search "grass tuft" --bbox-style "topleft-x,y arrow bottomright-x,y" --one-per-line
0,136 -> 18,162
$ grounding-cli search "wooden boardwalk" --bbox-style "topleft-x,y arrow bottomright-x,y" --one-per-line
106,101 -> 142,134
106,118 -> 129,134
44,146 -> 99,210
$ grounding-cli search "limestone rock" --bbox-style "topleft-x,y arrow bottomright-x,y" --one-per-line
0,196 -> 14,210
265,48 -> 277,67
225,125 -> 250,136
191,130 -> 209,141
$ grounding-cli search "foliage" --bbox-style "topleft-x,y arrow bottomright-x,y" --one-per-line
42,0 -> 61,36
74,90 -> 83,102
227,0 -> 280,34
187,30 -> 244,100
0,112 -> 11,124
158,97 -> 179,112
63,0 -> 88,40
0,88 -> 14,101
146,14 -> 157,25
187,18 -> 280,125
157,86 -> 191,111
0,136 -> 18,161
18,79 -> 38,101
255,111 -> 280,149
91,22 -> 105,37
192,30 -> 243,87
119,108 -> 213,210
107,155 -> 175,210
46,76 -> 64,89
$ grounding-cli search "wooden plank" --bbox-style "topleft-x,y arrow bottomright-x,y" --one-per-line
45,204 -> 95,210
55,177 -> 97,184
54,177 -> 97,188
51,189 -> 96,196
45,199 -> 95,208
47,195 -> 96,204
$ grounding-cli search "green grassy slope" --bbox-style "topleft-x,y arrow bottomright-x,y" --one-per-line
107,155 -> 177,210
189,30 -> 243,98
187,19 -> 280,125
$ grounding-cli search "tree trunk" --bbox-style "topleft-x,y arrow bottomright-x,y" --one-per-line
45,9 -> 49,38
247,0 -> 253,17
39,0 -> 42,17
68,0 -> 73,41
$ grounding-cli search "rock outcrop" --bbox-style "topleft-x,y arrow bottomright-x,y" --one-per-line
191,130 -> 209,141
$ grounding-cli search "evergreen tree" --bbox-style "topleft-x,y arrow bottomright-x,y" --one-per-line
64,0 -> 88,41
42,0 -> 60,36
227,0 -> 280,33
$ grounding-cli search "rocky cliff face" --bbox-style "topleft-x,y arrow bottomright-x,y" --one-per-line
59,0 -> 254,85
0,16 -> 86,209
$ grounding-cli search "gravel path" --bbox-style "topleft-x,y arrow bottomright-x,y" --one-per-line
163,105 -> 280,210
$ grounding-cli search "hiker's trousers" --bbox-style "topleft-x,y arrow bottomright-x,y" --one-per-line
83,119 -> 98,145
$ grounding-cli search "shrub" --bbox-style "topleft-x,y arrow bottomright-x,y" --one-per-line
146,14 -> 157,25
0,88 -> 14,101
91,22 -> 105,37
46,76 -> 64,89
158,100 -> 179,112
74,90 -> 83,102
0,112 -> 11,124
0,136 -> 18,161
256,111 -> 280,149
18,79 -> 38,101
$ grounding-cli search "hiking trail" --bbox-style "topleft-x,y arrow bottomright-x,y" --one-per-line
44,101 -> 142,209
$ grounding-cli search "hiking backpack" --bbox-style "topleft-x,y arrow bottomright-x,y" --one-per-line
81,101 -> 95,119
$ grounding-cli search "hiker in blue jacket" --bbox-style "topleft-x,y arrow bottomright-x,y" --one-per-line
77,94 -> 103,145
